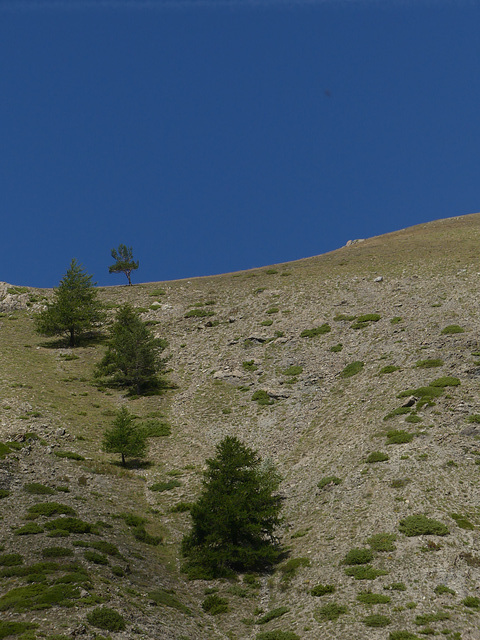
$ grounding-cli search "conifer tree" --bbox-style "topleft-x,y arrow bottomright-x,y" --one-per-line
182,436 -> 283,578
35,259 -> 104,347
102,406 -> 147,466
95,303 -> 166,394
108,244 -> 139,285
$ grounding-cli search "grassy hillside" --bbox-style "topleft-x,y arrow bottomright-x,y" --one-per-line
2,212 -> 480,639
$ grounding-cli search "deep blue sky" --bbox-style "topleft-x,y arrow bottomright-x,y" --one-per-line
1,0 -> 480,287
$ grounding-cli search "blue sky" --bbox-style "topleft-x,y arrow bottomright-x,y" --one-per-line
1,0 -> 480,287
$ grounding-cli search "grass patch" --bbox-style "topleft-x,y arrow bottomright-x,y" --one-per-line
0,490 -> 9,499
44,517 -> 93,534
397,386 -> 444,399
399,515 -> 449,536
367,533 -> 396,552
366,451 -> 389,463
383,407 -> 411,420
53,450 -> 85,461
450,513 -> 475,530
0,553 -> 23,566
317,476 -> 341,489
260,320 -> 273,326
364,614 -> 391,627
279,557 -> 310,582
282,365 -> 303,377
467,414 -> 480,423
26,502 -> 76,519
87,607 -> 126,631
340,361 -> 364,378
434,584 -> 455,596
149,589 -> 192,615
202,594 -> 228,615
414,611 -> 450,625
14,523 -> 44,535
379,365 -> 400,374
0,583 -> 82,612
256,632 -> 300,640
315,602 -> 348,621
23,482 -> 55,495
462,596 -> 480,608
243,360 -> 259,372
388,633 -> 421,640
415,359 -> 444,368
185,308 -> 215,318
441,325 -> 464,334
41,547 -> 74,558
300,324 -> 331,338
257,606 -> 290,624
252,390 -> 274,406
357,591 -> 391,604
141,418 -> 171,437
386,430 -> 414,445
84,550 -> 109,565
345,565 -> 387,580
344,548 -> 373,565
330,343 -> 343,352
311,584 -> 335,596
266,307 -> 279,315
429,376 -> 460,387
149,479 -> 181,492
0,622 -> 38,638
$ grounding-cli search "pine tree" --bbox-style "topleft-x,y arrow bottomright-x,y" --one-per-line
95,303 -> 166,394
108,244 -> 139,285
102,407 -> 147,466
35,259 -> 105,347
182,436 -> 283,578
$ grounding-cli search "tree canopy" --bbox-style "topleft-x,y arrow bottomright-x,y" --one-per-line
102,406 -> 147,466
182,436 -> 283,578
34,259 -> 105,347
95,303 -> 166,395
108,244 -> 139,286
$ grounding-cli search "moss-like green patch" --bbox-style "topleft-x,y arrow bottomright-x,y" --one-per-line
414,611 -> 450,625
202,594 -> 229,615
311,584 -> 335,596
386,430 -> 414,445
256,606 -> 290,624
340,361 -> 364,378
345,565 -> 387,580
41,547 -> 74,558
330,343 -> 343,352
415,358 -> 444,368
0,553 -> 23,566
379,365 -> 400,374
450,513 -> 475,530
252,390 -> 274,406
344,548 -> 373,565
149,479 -> 182,492
243,360 -> 259,372
314,602 -> 348,621
363,614 -> 391,627
441,325 -> 464,334
317,476 -> 341,489
300,324 -> 331,338
282,365 -> 303,377
383,407 -> 411,420
14,523 -> 44,536
429,376 -> 460,387
53,450 -> 85,461
367,533 -> 396,552
185,308 -> 215,318
149,589 -> 192,615
44,517 -> 93,534
366,451 -> 389,463
0,583 -> 81,612
279,557 -> 310,582
434,584 -> 455,596
87,607 -> 126,631
141,418 -> 171,437
26,502 -> 76,519
23,483 -> 55,495
357,591 -> 391,604
0,621 -> 38,638
399,515 -> 449,537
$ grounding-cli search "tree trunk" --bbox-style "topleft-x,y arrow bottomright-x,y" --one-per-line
69,328 -> 75,347
121,452 -> 126,466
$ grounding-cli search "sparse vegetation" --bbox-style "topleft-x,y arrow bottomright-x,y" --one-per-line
441,325 -> 464,334
256,606 -> 290,624
252,390 -> 274,406
300,324 -> 331,338
311,584 -> 336,596
416,358 -> 444,368
367,533 -> 396,552
315,602 -> 348,621
202,594 -> 229,615
357,591 -> 391,604
366,451 -> 389,463
87,607 -> 126,631
317,475 -> 341,489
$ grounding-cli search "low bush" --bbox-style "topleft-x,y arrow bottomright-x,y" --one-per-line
149,479 -> 181,492
386,430 -> 414,445
132,526 -> 161,546
256,606 -> 290,624
367,533 -> 396,552
317,476 -> 341,489
252,390 -> 274,406
366,451 -> 389,463
170,501 -> 192,513
383,407 -> 411,420
149,589 -> 192,615
414,611 -> 450,625
202,594 -> 228,615
44,518 -> 93,534
345,565 -> 387,580
84,551 -> 109,565
340,361 -> 364,378
243,360 -> 259,372
450,513 -> 475,530
282,365 -> 303,377
14,523 -> 43,535
390,478 -> 410,489
384,582 -> 406,591
379,365 -> 400,374
0,622 -> 38,638
27,502 -> 76,519
311,584 -> 335,596
141,419 -> 171,437
357,591 -> 391,604
462,596 -> 480,608
0,553 -> 23,566
397,386 -> 444,399
23,482 -> 55,495
42,547 -> 73,558
185,308 -> 215,318
434,584 -> 455,596
430,376 -> 460,387
364,614 -> 391,627
416,358 -> 444,368
330,343 -> 343,352
300,324 -> 331,338
315,602 -> 348,621
399,515 -> 449,537
333,314 -> 356,322
279,557 -> 310,582
53,450 -> 85,461
0,490 -> 9,499
266,307 -> 279,315
441,325 -> 464,334
344,548 -> 373,565
388,632 -> 421,640
468,414 -> 480,423
87,607 -> 126,631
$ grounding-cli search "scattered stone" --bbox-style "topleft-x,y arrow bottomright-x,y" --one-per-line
374,276 -> 383,282
401,396 -> 417,408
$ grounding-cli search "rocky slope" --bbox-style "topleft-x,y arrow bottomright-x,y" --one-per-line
2,212 -> 480,639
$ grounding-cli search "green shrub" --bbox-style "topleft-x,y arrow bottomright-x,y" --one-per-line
265,269 -> 278,275
397,386 -> 444,399
364,614 -> 391,627
386,430 -> 414,445
317,476 -> 341,489
243,360 -> 259,372
441,325 -> 464,334
170,501 -> 192,513
311,584 -> 335,596
0,443 -> 13,459
252,390 -> 274,406
0,622 -> 38,638
14,523 -> 43,535
149,288 -> 166,296
366,451 -> 389,463
255,632 -> 300,640
462,596 -> 480,608
185,308 -> 215,318
54,450 -> 85,461
0,490 -> 9,499
367,533 -> 396,552
0,553 -> 23,566
390,478 -> 410,489
450,513 -> 475,530
434,584 -> 455,596
468,414 -> 480,423
282,365 -> 303,377
44,518 -> 93,534
132,526 -> 161,546
414,611 -> 450,625
330,343 -> 343,352
345,565 -> 387,580
344,548 -> 373,565
27,502 -> 76,519
0,583 -> 81,611
261,320 -> 273,326
149,479 -> 181,492
383,407 -> 411,420
430,376 -> 460,387
87,607 -> 126,631
300,324 -> 331,338
84,551 -> 109,565
390,316 -> 402,324
202,594 -> 228,615
415,359 -> 444,368
385,582 -> 406,591
120,513 -> 146,527
41,547 -> 73,558
399,515 -> 449,537
357,313 -> 381,323
149,589 -> 192,615
379,365 -> 400,374
340,361 -> 364,378
315,602 -> 348,621
357,591 -> 391,604
266,307 -> 279,315
405,415 -> 422,423
111,565 -> 125,577
257,606 -> 290,624
333,314 -> 356,322
23,482 -> 55,495
141,419 -> 171,437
